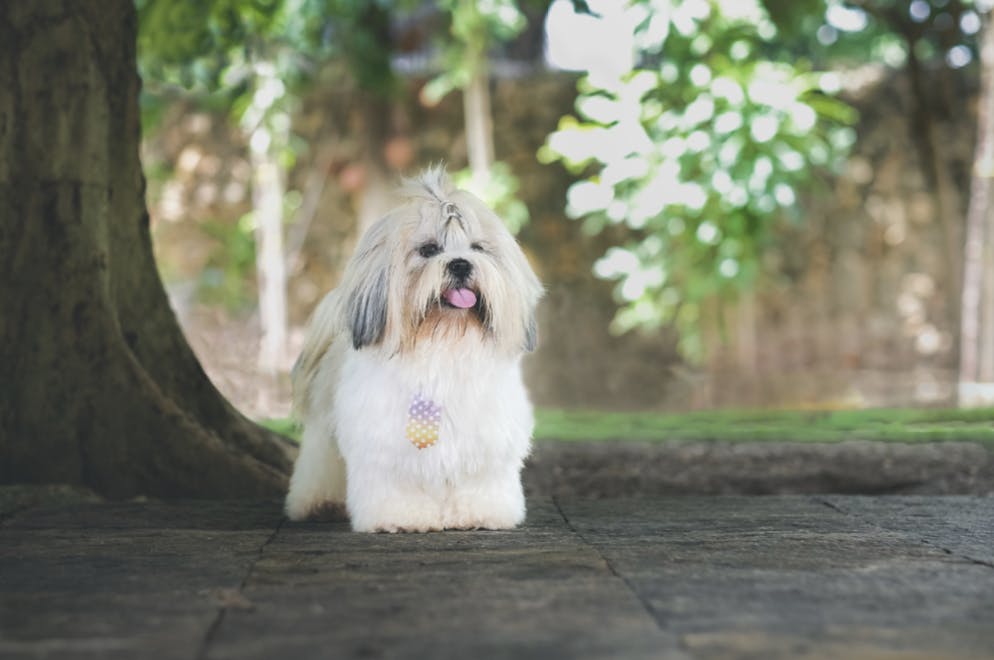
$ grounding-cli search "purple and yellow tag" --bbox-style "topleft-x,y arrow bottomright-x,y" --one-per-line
406,394 -> 442,449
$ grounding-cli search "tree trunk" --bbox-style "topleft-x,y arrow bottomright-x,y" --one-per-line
463,65 -> 496,186
356,90 -> 395,233
959,14 -> 994,406
241,63 -> 291,381
351,3 -> 397,234
897,26 -> 965,345
249,124 -> 289,378
0,1 -> 293,497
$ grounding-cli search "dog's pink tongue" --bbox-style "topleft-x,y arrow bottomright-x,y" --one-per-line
443,288 -> 477,309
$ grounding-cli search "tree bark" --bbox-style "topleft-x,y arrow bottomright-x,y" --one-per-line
0,1 -> 293,497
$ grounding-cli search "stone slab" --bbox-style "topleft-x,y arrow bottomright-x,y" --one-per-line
558,497 -> 994,659
1,496 -> 992,659
524,441 -> 994,497
821,495 -> 994,566
0,500 -> 280,660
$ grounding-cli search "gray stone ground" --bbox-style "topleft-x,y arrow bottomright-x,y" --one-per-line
1,493 -> 992,660
525,441 -> 994,497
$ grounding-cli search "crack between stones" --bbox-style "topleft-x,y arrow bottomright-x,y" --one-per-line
551,497 -> 666,631
815,496 -> 994,570
196,516 -> 286,660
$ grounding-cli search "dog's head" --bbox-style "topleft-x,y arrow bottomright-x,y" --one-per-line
339,167 -> 542,356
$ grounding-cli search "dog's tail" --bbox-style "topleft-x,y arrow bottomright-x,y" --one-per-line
291,290 -> 341,419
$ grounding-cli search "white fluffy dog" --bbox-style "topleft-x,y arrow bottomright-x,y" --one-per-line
285,167 -> 543,532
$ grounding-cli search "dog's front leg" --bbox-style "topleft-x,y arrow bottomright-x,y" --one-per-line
345,460 -> 445,533
285,423 -> 348,521
444,464 -> 526,530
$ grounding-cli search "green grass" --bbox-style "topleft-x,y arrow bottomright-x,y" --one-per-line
262,417 -> 300,439
534,407 -> 994,444
262,407 -> 994,445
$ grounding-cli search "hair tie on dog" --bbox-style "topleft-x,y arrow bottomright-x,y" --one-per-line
442,201 -> 465,231
442,202 -> 460,220
406,393 -> 442,449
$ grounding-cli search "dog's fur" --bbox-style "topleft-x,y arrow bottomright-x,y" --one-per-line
285,167 -> 543,532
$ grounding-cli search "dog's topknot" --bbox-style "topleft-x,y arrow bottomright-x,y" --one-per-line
401,164 -> 455,204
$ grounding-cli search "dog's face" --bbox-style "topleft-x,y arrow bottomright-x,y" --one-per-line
340,169 -> 542,356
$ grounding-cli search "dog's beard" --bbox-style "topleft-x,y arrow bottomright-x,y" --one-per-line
405,275 -> 491,348
415,303 -> 485,345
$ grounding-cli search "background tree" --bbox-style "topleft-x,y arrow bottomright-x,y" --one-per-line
541,0 -> 856,363
0,0 -> 293,497
820,0 -> 992,402
139,0 -> 337,379
541,0 -> 994,385
961,9 -> 994,403
423,0 -> 532,233
780,0 -> 994,402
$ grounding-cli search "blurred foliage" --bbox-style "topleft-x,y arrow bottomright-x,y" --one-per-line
198,216 -> 259,310
138,0 -> 416,308
192,185 -> 300,310
806,0 -> 988,70
421,0 -> 527,103
139,0 -> 535,311
540,0 -> 990,362
421,0 -> 532,234
138,0 -> 991,350
136,0 -> 334,98
138,0 -> 333,308
453,162 -> 531,234
137,0 -> 419,94
540,0 -> 857,361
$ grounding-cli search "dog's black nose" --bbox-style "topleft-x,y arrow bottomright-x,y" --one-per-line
447,258 -> 472,280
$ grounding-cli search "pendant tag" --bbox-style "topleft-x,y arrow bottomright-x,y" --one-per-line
406,394 -> 442,449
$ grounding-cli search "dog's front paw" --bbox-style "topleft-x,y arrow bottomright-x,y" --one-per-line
444,477 -> 526,530
444,513 -> 523,531
355,521 -> 444,534
349,507 -> 446,533
285,497 -> 349,522
346,480 -> 447,533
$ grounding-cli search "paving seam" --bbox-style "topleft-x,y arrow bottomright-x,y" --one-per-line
551,496 -> 666,631
814,496 -> 994,570
195,515 -> 287,660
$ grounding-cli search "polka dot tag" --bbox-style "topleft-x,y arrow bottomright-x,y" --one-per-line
406,394 -> 442,449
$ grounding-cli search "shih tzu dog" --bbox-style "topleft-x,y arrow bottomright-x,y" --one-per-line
285,167 -> 543,532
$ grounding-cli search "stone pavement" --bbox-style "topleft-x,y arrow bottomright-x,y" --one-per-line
525,441 -> 994,497
1,495 -> 992,659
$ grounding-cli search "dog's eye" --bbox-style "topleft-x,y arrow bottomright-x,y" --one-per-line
470,242 -> 485,252
418,242 -> 442,258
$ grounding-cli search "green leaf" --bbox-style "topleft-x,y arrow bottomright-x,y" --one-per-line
543,0 -> 857,363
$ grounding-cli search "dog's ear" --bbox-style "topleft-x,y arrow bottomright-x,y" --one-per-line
523,312 -> 538,352
348,265 -> 389,350
291,291 -> 340,418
